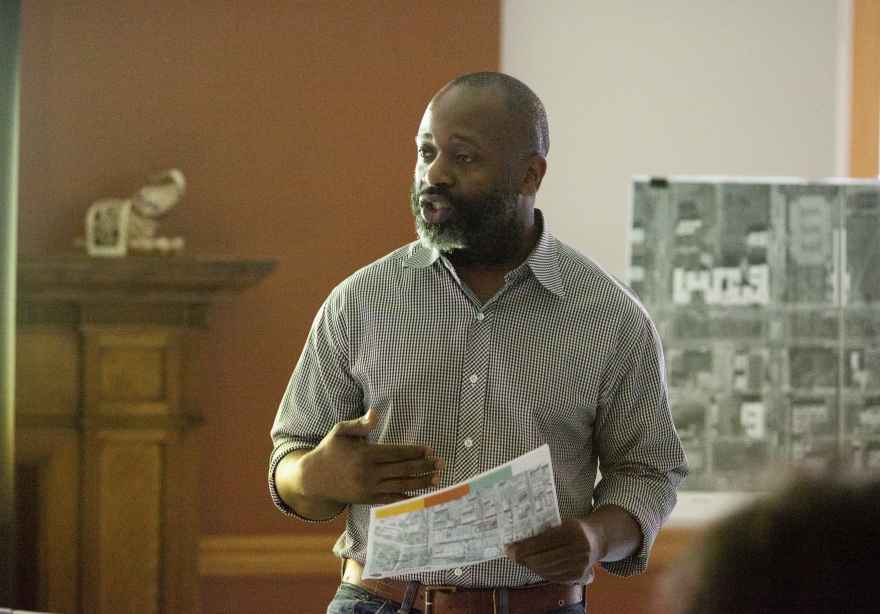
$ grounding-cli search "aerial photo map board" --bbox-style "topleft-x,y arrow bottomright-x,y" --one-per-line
628,177 -> 880,492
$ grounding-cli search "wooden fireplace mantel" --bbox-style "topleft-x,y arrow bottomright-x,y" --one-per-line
18,254 -> 276,324
15,254 -> 276,614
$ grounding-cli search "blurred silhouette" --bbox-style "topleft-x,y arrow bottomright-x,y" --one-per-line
662,473 -> 880,614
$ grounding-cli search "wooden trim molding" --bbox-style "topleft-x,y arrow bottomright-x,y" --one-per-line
198,529 -> 700,577
851,0 -> 880,177
199,534 -> 340,577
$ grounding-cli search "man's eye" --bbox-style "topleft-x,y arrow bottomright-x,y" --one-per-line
417,147 -> 435,161
456,154 -> 474,164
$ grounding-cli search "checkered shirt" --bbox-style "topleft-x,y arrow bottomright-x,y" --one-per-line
269,210 -> 688,587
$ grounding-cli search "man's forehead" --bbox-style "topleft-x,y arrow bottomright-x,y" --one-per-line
417,84 -> 510,143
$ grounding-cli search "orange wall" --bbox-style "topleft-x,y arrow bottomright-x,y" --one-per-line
851,0 -> 880,176
19,2 -> 498,610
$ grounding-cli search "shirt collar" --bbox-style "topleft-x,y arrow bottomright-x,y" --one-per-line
524,210 -> 566,298
402,241 -> 441,268
402,209 -> 566,298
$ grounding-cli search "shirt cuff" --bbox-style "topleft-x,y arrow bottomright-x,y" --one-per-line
592,474 -> 678,576
268,442 -> 347,523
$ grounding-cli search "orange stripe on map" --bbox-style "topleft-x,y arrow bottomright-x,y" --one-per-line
374,484 -> 471,518
425,484 -> 470,506
375,499 -> 425,518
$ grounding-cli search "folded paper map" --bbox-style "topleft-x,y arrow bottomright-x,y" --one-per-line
363,444 -> 561,578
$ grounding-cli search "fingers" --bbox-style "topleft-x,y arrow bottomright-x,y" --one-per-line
375,457 -> 443,480
504,521 -> 594,584
327,411 -> 432,464
505,542 -> 556,565
507,531 -> 570,560
373,456 -> 443,492
330,410 -> 432,461
516,546 -> 582,571
370,444 -> 434,463
323,408 -> 447,502
512,520 -> 588,552
505,542 -> 590,584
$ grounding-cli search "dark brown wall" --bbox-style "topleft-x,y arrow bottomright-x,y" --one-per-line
19,1 -> 498,610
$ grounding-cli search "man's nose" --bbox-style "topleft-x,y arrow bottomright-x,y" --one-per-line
424,155 -> 453,187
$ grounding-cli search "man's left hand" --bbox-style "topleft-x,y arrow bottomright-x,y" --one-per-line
504,518 -> 604,584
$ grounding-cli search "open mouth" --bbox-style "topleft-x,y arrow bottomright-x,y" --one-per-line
419,196 -> 453,225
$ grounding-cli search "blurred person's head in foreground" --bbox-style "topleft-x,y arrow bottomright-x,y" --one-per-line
666,473 -> 880,614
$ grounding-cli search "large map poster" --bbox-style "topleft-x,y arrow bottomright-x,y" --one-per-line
628,178 -> 880,491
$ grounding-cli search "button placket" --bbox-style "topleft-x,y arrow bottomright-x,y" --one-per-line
455,309 -> 493,482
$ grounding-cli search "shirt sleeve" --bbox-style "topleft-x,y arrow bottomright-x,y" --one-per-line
592,305 -> 688,576
267,289 -> 365,521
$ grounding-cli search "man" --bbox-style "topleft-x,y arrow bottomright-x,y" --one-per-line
269,72 -> 687,614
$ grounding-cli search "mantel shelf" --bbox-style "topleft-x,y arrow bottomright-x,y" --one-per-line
17,254 -> 277,303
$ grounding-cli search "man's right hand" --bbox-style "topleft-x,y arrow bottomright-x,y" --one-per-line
276,408 -> 444,519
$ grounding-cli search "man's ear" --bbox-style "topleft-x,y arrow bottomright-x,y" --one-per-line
519,154 -> 547,196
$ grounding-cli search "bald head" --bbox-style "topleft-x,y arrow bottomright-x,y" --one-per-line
436,72 -> 550,160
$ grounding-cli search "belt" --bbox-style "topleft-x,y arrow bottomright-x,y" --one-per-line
341,558 -> 584,614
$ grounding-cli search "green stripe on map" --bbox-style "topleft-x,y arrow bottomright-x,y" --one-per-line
470,466 -> 513,492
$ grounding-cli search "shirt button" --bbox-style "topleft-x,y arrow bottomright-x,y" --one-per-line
453,568 -> 463,576
463,437 -> 473,448
468,374 -> 479,384
476,312 -> 485,321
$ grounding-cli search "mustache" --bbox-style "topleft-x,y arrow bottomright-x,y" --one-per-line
417,185 -> 453,200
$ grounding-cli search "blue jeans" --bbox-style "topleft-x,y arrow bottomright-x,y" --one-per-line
326,582 -> 587,614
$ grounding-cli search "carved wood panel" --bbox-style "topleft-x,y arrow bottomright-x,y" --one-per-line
15,255 -> 275,614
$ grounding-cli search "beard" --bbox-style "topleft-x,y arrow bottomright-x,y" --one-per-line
410,180 -> 526,266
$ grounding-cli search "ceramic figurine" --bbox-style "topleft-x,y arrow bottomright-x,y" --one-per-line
84,169 -> 186,257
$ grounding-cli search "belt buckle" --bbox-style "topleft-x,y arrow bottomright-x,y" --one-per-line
423,584 -> 457,614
